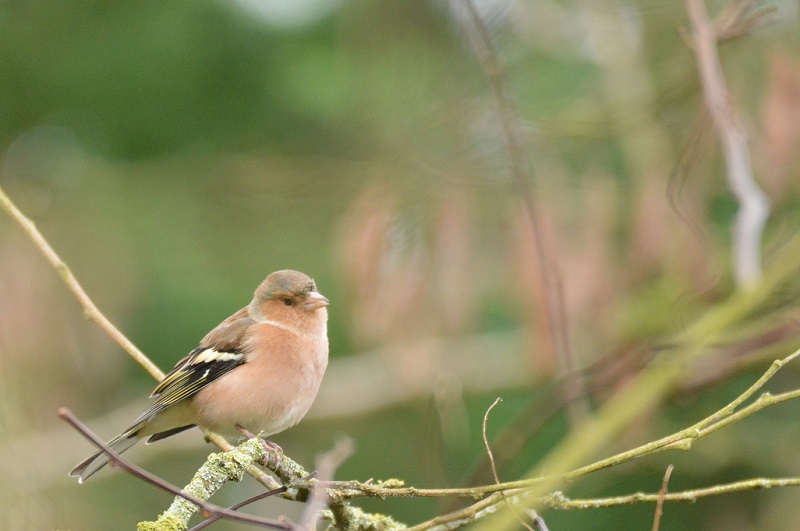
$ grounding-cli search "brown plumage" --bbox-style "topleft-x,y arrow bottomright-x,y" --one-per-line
70,270 -> 329,483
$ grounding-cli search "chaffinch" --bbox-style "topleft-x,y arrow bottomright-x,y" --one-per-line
70,269 -> 329,483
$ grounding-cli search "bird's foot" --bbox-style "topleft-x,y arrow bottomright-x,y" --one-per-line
259,439 -> 284,465
236,424 -> 283,465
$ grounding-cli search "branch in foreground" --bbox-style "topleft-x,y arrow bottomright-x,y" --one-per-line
475,233 -> 800,530
58,408 -> 293,530
408,474 -> 800,531
297,345 -> 800,530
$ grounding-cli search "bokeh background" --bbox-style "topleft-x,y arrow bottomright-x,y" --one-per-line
2,1 -> 800,529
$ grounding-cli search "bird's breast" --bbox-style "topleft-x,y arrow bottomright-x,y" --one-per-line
191,323 -> 328,437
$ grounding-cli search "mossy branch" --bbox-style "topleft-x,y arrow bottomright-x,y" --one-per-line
138,439 -> 269,531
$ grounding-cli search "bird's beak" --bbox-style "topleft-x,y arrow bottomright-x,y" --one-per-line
304,291 -> 330,311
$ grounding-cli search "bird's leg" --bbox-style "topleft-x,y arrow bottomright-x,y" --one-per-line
236,424 -> 258,439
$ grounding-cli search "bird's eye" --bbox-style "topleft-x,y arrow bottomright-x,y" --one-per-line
283,298 -> 294,306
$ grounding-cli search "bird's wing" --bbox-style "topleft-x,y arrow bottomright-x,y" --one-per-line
138,309 -> 255,421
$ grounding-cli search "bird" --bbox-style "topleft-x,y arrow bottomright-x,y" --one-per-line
70,269 -> 329,483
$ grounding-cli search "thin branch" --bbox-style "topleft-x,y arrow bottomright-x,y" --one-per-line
686,0 -> 770,289
482,397 -> 535,531
652,465 -> 674,531
405,472 -> 800,531
58,408 -> 294,530
482,397 -> 504,487
476,233 -> 800,530
547,476 -> 800,509
188,487 -> 288,531
404,492 -> 507,531
0,183 -> 163,380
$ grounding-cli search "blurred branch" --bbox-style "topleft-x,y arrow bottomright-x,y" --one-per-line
0,183 -> 163,380
453,0 -> 587,423
298,437 -> 354,530
58,408 -> 293,531
714,0 -> 777,41
686,0 -> 770,289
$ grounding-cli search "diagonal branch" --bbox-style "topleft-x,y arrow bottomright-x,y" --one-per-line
59,408 -> 294,530
0,183 -> 163,380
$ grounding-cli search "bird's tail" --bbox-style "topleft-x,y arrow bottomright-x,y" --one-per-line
69,429 -> 140,483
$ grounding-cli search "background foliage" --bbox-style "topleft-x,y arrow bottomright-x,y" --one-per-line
2,1 -> 800,529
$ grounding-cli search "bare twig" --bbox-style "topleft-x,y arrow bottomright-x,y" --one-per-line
652,465 -> 675,531
562,348 -> 800,481
58,408 -> 295,530
454,0 -> 587,423
404,492 -> 507,531
686,0 -> 770,288
482,397 -> 504,487
482,397 -> 536,531
548,476 -> 800,509
0,183 -> 163,380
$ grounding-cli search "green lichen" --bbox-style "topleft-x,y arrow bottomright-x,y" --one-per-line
137,512 -> 186,531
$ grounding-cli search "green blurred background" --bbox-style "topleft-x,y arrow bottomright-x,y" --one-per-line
2,0 -> 800,529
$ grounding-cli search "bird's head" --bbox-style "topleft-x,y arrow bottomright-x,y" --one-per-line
250,270 -> 329,329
